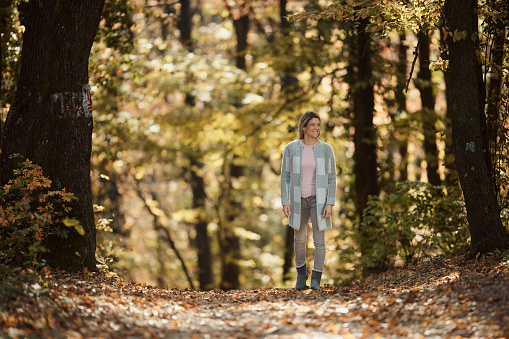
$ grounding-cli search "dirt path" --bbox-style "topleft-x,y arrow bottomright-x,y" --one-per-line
1,254 -> 508,338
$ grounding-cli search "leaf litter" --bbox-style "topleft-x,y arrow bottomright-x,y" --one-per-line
1,253 -> 508,338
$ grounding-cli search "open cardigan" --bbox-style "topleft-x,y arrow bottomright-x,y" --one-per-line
280,139 -> 337,231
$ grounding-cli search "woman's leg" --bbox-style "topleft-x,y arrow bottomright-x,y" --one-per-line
294,197 -> 310,269
308,197 -> 325,289
308,197 -> 326,272
294,197 -> 310,290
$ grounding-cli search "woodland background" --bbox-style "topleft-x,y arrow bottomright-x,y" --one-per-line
0,0 -> 508,291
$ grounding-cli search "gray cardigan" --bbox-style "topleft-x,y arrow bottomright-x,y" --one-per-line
280,139 -> 336,231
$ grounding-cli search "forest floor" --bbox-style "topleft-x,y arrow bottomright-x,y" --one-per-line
1,253 -> 509,339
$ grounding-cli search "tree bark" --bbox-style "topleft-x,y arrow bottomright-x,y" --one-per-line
176,1 -> 212,289
233,15 -> 249,70
346,16 -> 381,271
178,0 -> 193,49
485,0 -> 507,202
279,0 -> 298,96
396,31 -> 408,182
416,33 -> 441,185
444,0 -> 509,257
0,0 -> 12,153
1,0 -> 105,270
349,17 -> 379,219
219,155 -> 242,290
0,0 -> 11,98
189,156 -> 213,290
279,0 -> 296,284
439,20 -> 458,186
218,4 -> 250,290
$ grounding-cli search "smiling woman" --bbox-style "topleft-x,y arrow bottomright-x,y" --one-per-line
280,111 -> 337,291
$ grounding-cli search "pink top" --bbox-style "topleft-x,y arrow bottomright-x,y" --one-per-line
300,139 -> 317,197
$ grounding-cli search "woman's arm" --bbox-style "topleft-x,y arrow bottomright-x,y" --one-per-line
280,146 -> 291,206
326,146 -> 337,206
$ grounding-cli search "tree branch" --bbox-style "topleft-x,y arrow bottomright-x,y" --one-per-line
406,36 -> 421,93
134,182 -> 195,290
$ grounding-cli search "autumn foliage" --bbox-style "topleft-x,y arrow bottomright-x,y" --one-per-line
0,156 -> 83,268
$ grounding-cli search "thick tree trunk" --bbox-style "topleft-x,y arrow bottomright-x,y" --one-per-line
1,0 -> 105,270
444,0 -> 509,257
350,17 -> 379,219
417,34 -> 441,185
347,16 -> 380,271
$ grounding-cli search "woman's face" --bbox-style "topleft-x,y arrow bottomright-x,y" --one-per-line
303,118 -> 321,139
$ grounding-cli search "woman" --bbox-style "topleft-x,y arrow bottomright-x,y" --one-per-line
280,111 -> 336,290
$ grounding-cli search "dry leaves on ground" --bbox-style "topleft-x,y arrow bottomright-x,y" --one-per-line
1,253 -> 509,338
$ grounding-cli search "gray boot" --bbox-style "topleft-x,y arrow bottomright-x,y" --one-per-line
295,265 -> 308,290
310,270 -> 322,290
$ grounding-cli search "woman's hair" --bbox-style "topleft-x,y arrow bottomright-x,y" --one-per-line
297,111 -> 321,139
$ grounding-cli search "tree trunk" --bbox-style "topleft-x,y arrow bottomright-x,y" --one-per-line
444,0 -> 509,257
396,31 -> 408,182
417,33 -> 441,185
485,0 -> 507,202
347,16 -> 381,271
350,17 -> 379,219
176,1 -> 212,289
219,155 -> 242,290
178,0 -> 193,49
189,156 -> 214,290
0,0 -> 11,97
280,0 -> 296,284
282,225 -> 294,283
178,0 -> 195,105
1,0 -> 105,270
218,5 -> 250,290
233,15 -> 249,70
279,0 -> 298,96
440,20 -> 458,186
160,0 -> 171,42
0,0 -> 12,153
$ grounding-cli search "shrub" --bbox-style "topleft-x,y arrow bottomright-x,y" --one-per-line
357,181 -> 470,270
0,155 -> 84,267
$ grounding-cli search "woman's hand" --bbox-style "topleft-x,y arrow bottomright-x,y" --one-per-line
323,204 -> 333,219
283,205 -> 292,216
